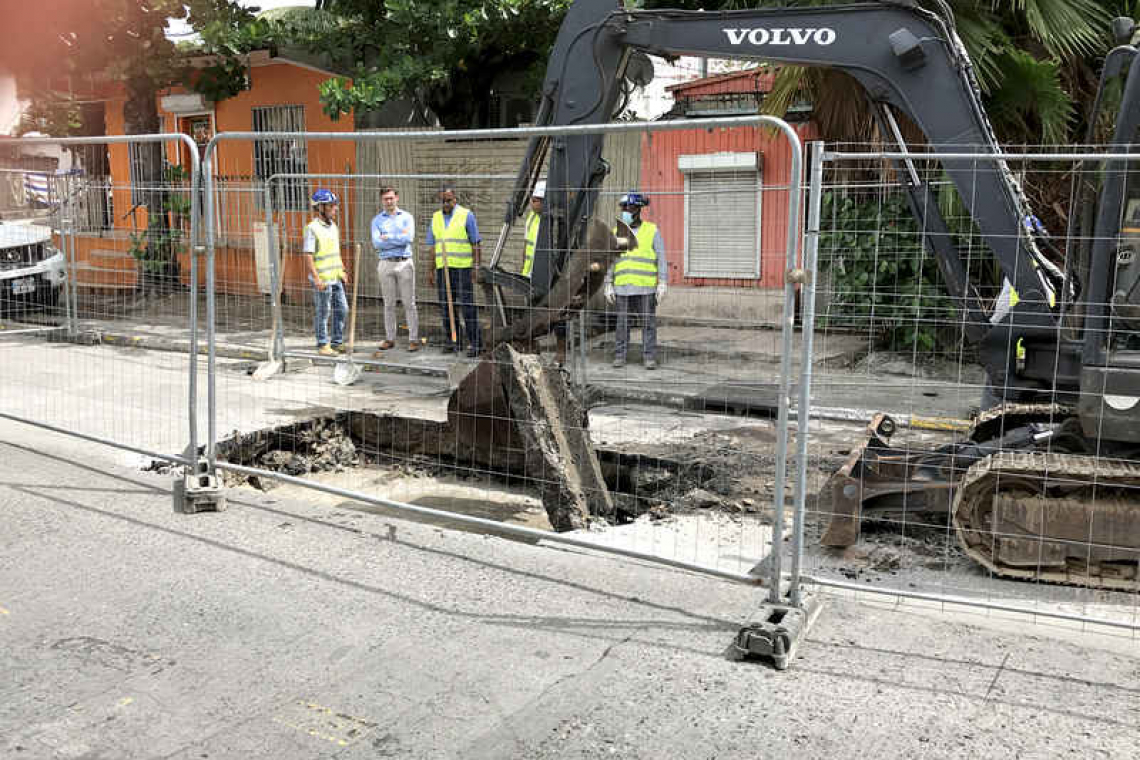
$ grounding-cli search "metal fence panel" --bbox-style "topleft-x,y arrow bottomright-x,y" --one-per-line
197,117 -> 807,596
798,141 -> 1140,635
0,134 -> 203,467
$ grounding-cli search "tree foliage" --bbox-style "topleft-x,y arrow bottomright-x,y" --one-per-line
818,190 -> 967,354
1,1 -> 253,136
240,0 -> 573,128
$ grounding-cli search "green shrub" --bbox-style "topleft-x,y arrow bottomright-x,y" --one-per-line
817,190 -> 966,355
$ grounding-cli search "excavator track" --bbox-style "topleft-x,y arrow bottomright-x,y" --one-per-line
953,448 -> 1140,591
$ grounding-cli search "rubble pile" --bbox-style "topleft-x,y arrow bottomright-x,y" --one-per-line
216,416 -> 357,490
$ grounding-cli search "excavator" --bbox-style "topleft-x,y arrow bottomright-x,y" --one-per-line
474,0 -> 1140,589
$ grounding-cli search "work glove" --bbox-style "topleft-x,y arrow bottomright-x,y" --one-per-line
655,281 -> 667,302
604,281 -> 615,304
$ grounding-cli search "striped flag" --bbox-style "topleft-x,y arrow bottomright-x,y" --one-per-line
23,172 -> 51,206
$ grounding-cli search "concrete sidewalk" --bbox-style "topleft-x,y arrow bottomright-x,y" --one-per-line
58,313 -> 983,425
2,429 -> 1138,759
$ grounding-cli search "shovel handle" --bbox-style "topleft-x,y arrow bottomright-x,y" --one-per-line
346,243 -> 362,354
440,238 -> 458,345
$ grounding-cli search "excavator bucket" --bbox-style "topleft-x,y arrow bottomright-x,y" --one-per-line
819,414 -> 959,547
487,217 -> 633,345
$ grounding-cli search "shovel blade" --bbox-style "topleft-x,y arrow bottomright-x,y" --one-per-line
333,359 -> 362,386
251,359 -> 283,381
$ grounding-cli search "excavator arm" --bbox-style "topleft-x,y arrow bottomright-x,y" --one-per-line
484,0 -> 1062,379
472,0 -> 1140,588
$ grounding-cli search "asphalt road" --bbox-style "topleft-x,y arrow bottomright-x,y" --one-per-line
2,423 -> 1139,759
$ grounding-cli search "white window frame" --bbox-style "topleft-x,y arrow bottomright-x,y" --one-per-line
680,152 -> 762,279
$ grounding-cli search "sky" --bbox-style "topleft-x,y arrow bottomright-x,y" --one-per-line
166,0 -> 316,39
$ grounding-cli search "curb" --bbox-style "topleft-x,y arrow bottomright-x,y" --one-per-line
65,328 -> 975,431
590,384 -> 972,431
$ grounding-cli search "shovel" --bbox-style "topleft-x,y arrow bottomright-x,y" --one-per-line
252,223 -> 286,381
333,243 -> 364,386
439,237 -> 458,348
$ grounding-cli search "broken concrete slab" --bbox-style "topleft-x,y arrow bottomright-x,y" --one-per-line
494,343 -> 614,531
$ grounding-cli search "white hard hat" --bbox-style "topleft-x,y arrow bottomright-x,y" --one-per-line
532,180 -> 546,199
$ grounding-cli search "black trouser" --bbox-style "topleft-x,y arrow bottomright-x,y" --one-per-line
437,267 -> 481,350
615,293 -> 657,361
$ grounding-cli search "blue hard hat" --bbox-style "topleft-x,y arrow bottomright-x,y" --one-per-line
619,191 -> 648,208
311,188 -> 339,205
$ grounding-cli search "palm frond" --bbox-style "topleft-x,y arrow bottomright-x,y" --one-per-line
948,8 -> 1013,94
979,0 -> 1110,59
985,49 -> 1075,144
1023,0 -> 1109,58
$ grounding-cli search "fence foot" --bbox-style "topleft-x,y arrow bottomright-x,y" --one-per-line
729,593 -> 822,670
173,459 -> 227,514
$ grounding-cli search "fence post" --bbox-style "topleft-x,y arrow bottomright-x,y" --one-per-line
58,174 -> 76,337
789,141 -> 825,607
177,136 -> 225,514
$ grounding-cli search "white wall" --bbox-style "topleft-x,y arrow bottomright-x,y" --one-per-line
625,57 -> 706,120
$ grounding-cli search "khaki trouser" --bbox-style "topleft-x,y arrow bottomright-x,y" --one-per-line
377,257 -> 418,342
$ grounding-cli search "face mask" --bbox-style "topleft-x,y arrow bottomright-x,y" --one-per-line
620,211 -> 634,225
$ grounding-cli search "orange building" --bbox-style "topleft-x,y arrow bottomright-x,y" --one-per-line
73,49 -> 360,296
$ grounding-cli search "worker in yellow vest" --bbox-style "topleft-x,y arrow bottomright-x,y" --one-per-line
520,180 -> 567,366
521,181 -> 543,278
604,191 -> 667,370
303,188 -> 347,357
426,186 -> 483,356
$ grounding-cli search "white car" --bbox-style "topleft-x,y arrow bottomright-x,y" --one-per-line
0,223 -> 67,312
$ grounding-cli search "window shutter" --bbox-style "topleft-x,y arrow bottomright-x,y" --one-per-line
684,170 -> 760,279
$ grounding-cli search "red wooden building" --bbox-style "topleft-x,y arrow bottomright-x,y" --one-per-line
639,68 -> 816,290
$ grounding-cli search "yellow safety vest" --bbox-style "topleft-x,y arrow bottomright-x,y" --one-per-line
432,206 -> 474,269
613,221 -> 659,288
522,210 -> 539,278
307,218 -> 344,283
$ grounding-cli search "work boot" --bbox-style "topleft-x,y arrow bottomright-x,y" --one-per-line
645,358 -> 657,370
317,344 -> 335,357
612,356 -> 625,368
332,343 -> 346,354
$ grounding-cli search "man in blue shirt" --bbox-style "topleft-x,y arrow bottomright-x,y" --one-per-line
370,186 -> 420,352
425,186 -> 483,356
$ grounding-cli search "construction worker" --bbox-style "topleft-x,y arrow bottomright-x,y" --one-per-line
425,186 -> 483,356
303,188 -> 347,357
521,180 -> 544,278
370,185 -> 420,353
605,191 -> 667,370
520,181 -> 567,366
